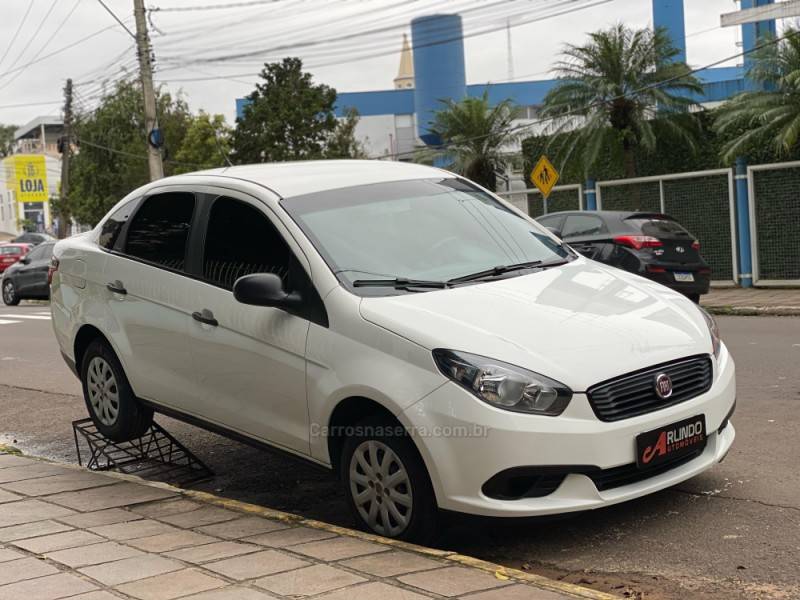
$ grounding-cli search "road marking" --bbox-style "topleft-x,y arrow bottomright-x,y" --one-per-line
0,314 -> 51,320
0,319 -> 22,325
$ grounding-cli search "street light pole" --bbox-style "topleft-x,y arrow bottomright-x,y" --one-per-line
133,0 -> 164,181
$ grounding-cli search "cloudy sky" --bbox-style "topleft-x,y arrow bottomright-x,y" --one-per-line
0,0 -> 747,128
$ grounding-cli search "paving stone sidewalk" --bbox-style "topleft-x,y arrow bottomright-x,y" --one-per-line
0,452 -> 611,600
702,287 -> 800,316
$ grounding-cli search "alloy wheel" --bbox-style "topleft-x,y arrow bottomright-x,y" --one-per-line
2,281 -> 14,304
349,440 -> 413,536
87,356 -> 120,426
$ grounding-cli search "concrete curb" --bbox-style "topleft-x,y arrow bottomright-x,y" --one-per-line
703,305 -> 800,317
0,444 -> 617,599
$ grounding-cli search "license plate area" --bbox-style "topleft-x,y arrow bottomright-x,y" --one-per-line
636,415 -> 706,469
674,272 -> 694,282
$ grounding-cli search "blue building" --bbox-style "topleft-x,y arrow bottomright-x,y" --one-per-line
236,0 -> 777,160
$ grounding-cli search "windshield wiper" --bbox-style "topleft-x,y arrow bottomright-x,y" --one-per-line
353,278 -> 449,290
448,259 -> 569,284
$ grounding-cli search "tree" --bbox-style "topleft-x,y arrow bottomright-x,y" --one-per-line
324,108 -> 367,159
715,29 -> 800,163
232,57 -> 338,163
0,124 -> 17,157
540,24 -> 703,178
70,80 -> 192,225
174,112 -> 232,174
427,91 -> 519,191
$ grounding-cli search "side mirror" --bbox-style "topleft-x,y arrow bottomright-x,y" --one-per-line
19,256 -> 30,264
546,226 -> 563,239
233,273 -> 302,309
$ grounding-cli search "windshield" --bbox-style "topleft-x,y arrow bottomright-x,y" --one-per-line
0,246 -> 23,255
281,178 -> 572,294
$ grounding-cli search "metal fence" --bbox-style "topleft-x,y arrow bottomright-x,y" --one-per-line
748,161 -> 800,286
498,184 -> 583,218
596,169 -> 738,284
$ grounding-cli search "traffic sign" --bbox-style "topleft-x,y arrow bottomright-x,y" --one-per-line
530,155 -> 559,199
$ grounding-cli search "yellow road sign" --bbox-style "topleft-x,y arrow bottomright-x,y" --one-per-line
10,155 -> 49,202
530,155 -> 559,199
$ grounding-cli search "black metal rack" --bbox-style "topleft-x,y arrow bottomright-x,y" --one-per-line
72,418 -> 213,487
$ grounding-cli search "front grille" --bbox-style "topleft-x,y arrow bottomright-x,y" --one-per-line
587,355 -> 713,422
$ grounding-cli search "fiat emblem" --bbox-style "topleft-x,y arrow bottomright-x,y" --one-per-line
654,373 -> 673,399
675,246 -> 685,253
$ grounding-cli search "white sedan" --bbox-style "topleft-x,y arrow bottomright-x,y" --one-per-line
50,160 -> 735,542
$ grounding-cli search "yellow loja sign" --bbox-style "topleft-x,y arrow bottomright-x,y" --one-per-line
10,154 -> 49,202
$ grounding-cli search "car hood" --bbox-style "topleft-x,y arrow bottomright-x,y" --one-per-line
358,258 -> 713,391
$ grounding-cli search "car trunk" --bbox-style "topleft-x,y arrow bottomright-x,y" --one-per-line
626,216 -> 702,266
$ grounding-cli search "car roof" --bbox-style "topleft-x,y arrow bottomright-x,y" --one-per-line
181,160 -> 451,198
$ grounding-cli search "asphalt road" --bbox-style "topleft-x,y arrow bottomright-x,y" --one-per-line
0,302 -> 798,599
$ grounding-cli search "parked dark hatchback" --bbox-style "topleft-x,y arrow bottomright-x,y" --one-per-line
536,211 -> 710,302
1,241 -> 55,305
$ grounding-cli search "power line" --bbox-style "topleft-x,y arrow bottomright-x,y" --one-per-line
157,0 -> 563,66
0,100 -> 62,109
76,136 -> 215,168
155,0 -> 615,82
152,0 -> 280,11
0,23 -> 122,80
0,0 -> 60,80
0,1 -> 36,69
95,0 -> 137,40
0,0 -> 83,92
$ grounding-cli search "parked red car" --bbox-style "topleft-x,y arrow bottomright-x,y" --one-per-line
0,243 -> 31,273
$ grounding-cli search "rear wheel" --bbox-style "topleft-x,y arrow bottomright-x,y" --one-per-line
687,293 -> 701,304
80,339 -> 153,442
2,280 -> 19,306
340,416 -> 438,543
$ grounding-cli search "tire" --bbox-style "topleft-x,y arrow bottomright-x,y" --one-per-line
80,338 -> 153,442
2,279 -> 20,306
687,293 -> 701,304
340,415 -> 438,544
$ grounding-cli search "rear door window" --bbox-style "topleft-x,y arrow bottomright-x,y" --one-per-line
562,214 -> 606,237
123,192 -> 195,272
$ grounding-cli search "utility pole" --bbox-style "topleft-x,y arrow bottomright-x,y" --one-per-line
133,0 -> 164,180
57,78 -> 73,239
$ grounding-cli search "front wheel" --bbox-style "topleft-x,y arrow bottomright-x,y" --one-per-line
340,416 -> 438,543
2,280 -> 20,306
80,339 -> 153,442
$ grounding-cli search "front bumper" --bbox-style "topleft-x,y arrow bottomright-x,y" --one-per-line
403,344 -> 735,517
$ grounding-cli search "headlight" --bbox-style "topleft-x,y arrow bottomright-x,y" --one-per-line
432,349 -> 572,415
699,306 -> 721,358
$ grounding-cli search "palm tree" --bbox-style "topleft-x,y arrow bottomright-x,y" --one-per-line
540,24 -> 703,178
715,28 -> 800,163
427,92 -> 519,191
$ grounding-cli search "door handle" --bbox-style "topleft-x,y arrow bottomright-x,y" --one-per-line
192,309 -> 218,327
106,280 -> 127,295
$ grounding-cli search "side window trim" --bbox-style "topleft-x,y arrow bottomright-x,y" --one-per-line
110,196 -> 143,253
